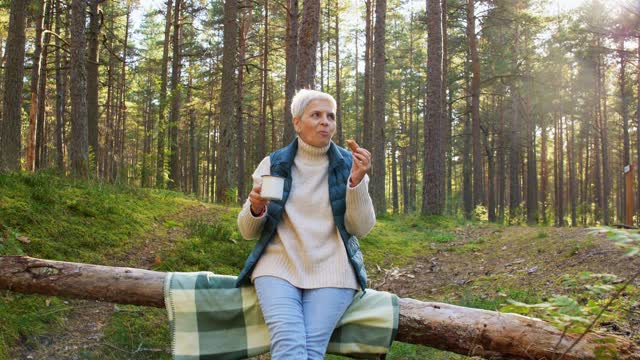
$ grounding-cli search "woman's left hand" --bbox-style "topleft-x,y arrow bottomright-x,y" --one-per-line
350,147 -> 371,186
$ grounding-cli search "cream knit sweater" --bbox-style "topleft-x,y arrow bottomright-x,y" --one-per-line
237,138 -> 376,290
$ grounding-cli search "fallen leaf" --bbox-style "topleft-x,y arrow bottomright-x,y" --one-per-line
17,235 -> 30,244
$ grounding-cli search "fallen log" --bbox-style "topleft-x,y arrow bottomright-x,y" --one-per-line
1,256 -> 638,360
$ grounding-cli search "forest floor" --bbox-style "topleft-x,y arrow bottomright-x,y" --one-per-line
11,223 -> 640,360
8,204 -> 217,360
1,173 -> 639,359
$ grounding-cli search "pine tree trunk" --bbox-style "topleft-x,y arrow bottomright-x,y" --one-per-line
70,0 -> 89,178
259,0 -> 268,162
509,25 -> 521,219
36,0 -> 53,170
636,36 -> 640,226
442,0 -> 450,212
372,0 -> 387,217
335,3 -> 342,146
168,0 -> 183,190
283,0 -> 298,146
422,0 -> 444,215
1,0 -> 27,171
156,0 -> 173,187
463,51 -> 473,219
391,90 -> 399,214
118,2 -> 131,180
87,0 -> 101,173
569,117 -> 577,226
468,0 -> 484,207
105,29 -> 115,181
555,113 -> 564,227
216,0 -> 239,202
188,79 -> 198,196
486,122 -> 496,222
296,0 -> 320,89
619,38 -> 630,222
540,122 -> 548,223
597,41 -> 610,225
526,114 -> 537,225
497,101 -> 506,223
27,0 -> 47,172
236,6 -> 252,203
362,0 -> 373,150
54,0 -> 65,172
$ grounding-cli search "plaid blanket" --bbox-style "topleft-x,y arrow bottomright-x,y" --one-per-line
164,272 -> 399,360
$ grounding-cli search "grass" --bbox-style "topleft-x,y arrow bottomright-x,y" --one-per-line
0,171 -> 193,359
360,214 -> 464,268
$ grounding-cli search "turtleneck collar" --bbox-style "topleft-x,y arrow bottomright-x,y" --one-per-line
296,136 -> 330,162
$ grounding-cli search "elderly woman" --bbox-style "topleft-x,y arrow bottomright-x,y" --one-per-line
236,89 -> 376,359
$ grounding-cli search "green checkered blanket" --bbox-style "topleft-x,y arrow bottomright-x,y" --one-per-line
164,272 -> 399,360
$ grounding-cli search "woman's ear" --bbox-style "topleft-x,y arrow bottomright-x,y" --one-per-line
293,116 -> 300,133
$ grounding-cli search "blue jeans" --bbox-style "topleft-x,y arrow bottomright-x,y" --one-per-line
254,276 -> 356,360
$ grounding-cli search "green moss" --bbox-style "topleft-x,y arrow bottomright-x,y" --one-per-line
0,171 -> 195,358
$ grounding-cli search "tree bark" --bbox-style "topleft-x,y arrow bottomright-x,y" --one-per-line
497,100 -> 506,223
540,121 -> 548,223
156,0 -> 173,188
117,1 -> 131,181
296,0 -> 320,89
259,0 -> 268,162
54,0 -> 65,172
36,0 -> 53,170
1,0 -> 28,171
168,0 -> 183,190
216,0 -> 239,202
637,36 -> 640,226
70,0 -> 89,178
597,39 -> 610,225
282,0 -> 298,146
422,0 -> 445,216
27,0 -> 47,172
236,4 -> 252,202
87,0 -> 102,172
371,0 -> 387,217
1,256 -> 638,360
463,58 -> 473,219
335,3 -> 342,147
509,23 -> 521,219
618,38 -> 630,222
362,0 -> 373,151
568,116 -> 577,226
468,0 -> 484,207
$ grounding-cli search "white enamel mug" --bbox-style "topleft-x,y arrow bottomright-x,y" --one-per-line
261,175 -> 285,201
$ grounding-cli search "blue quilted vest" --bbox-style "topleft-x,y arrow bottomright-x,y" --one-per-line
235,138 -> 368,291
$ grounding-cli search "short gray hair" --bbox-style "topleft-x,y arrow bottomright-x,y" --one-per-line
290,89 -> 337,119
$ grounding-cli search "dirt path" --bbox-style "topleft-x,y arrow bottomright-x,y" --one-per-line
9,204 -> 217,360
373,225 -> 640,344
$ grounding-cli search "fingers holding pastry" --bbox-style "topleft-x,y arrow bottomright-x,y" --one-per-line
346,139 -> 359,152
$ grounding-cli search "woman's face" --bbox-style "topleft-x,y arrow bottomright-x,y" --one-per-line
293,99 -> 336,147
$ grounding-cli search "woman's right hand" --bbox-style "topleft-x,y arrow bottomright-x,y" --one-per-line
249,183 -> 269,216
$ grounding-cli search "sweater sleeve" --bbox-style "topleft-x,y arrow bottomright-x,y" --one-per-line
344,173 -> 376,238
237,156 -> 271,240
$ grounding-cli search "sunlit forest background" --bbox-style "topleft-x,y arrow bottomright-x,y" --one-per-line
1,0 -> 639,225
